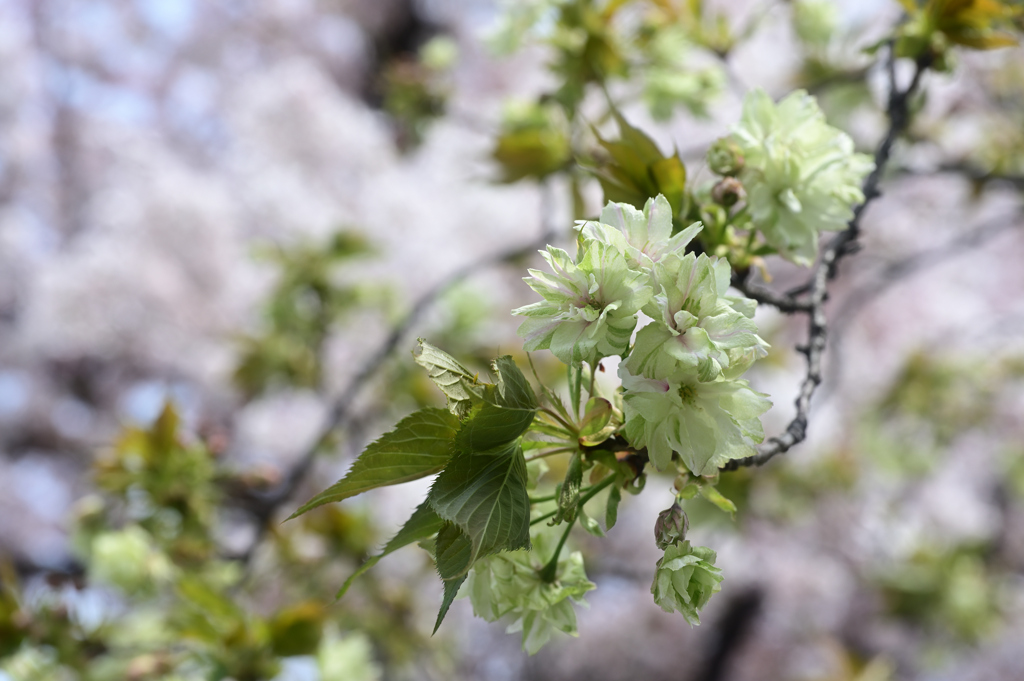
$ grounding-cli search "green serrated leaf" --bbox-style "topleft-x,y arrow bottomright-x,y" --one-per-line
605,485 -> 621,530
414,339 -> 485,418
290,408 -> 459,519
455,358 -> 537,451
455,400 -> 536,451
492,355 -> 538,410
699,483 -> 737,517
433,574 -> 468,634
435,522 -> 474,580
428,439 -> 531,571
336,501 -> 443,599
555,451 -> 583,524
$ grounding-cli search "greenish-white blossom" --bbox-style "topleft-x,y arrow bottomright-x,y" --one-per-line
725,88 -> 874,265
514,238 -> 652,364
466,531 -> 595,654
580,195 -> 702,275
625,252 -> 767,382
651,540 -> 723,625
619,364 -> 771,475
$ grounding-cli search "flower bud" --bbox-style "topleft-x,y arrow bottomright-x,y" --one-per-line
707,138 -> 745,176
654,502 -> 689,549
711,177 -> 746,207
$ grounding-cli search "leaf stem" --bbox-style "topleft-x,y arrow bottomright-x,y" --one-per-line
530,484 -> 598,504
744,226 -> 757,256
530,509 -> 557,526
540,407 -> 576,435
524,446 -> 576,463
539,517 -> 576,583
537,475 -> 617,582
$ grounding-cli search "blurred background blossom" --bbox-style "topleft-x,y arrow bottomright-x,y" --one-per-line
0,0 -> 1023,679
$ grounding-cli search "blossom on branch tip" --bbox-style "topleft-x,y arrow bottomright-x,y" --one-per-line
724,88 -> 874,265
513,239 -> 652,365
619,364 -> 771,475
651,540 -> 723,625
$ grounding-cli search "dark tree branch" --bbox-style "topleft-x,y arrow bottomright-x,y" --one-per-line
731,272 -> 812,313
723,50 -> 930,472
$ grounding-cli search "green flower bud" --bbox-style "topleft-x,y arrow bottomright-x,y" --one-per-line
651,540 -> 723,625
706,138 -> 745,176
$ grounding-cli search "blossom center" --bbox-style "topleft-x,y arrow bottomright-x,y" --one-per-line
677,383 -> 698,406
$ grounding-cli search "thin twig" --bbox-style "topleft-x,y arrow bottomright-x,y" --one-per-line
723,48 -> 930,471
731,273 -> 812,312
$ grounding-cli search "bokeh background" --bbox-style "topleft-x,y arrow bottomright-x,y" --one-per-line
1,0 -> 1024,679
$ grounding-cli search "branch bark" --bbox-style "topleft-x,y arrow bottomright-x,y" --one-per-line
723,50 -> 930,471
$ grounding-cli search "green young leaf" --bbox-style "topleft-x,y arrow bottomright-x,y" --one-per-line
577,505 -> 605,537
589,112 -> 688,218
554,451 -> 583,524
649,156 -> 686,215
492,355 -> 539,410
290,408 -> 460,519
578,397 -> 615,446
336,501 -> 444,599
414,339 -> 485,418
455,357 -> 538,451
699,483 -> 737,517
455,399 -> 536,451
605,485 -> 621,530
433,574 -> 468,634
428,439 -> 532,572
612,111 -> 664,165
435,522 -> 474,580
